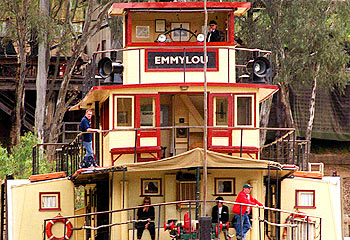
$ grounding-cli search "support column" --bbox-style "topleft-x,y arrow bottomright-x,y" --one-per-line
249,179 -> 259,240
94,101 -> 100,165
120,180 -> 129,240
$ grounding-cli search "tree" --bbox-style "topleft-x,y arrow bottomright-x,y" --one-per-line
236,0 -> 350,148
0,0 -> 39,146
44,0 -> 114,146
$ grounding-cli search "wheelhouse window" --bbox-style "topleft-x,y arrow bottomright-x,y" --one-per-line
214,97 -> 228,126
295,190 -> 315,208
115,96 -> 133,128
140,97 -> 155,127
39,192 -> 61,211
236,96 -> 252,126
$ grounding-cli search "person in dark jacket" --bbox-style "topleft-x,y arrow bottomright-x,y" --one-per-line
206,20 -> 223,42
212,196 -> 232,240
232,184 -> 263,240
79,109 -> 101,168
137,196 -> 155,240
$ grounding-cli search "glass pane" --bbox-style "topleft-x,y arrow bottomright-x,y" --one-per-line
237,97 -> 252,125
299,192 -> 314,206
140,97 -> 154,127
215,97 -> 228,126
42,196 -> 57,208
117,98 -> 132,127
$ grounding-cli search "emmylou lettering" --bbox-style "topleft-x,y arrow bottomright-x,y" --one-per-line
146,50 -> 217,70
154,56 -> 208,65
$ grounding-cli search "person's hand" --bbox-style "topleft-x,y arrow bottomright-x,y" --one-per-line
145,223 -> 149,229
97,129 -> 102,134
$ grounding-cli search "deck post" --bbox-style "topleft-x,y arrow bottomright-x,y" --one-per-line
95,101 -> 100,165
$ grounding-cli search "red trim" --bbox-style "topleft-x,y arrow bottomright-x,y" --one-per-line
144,48 -> 219,72
208,146 -> 259,154
229,13 -> 234,43
111,2 -> 251,10
126,42 -> 236,48
295,190 -> 316,209
39,192 -> 61,211
92,82 -> 279,92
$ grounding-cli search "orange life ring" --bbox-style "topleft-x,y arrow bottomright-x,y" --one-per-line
46,216 -> 73,240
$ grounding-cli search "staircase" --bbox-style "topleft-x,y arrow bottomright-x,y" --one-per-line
0,91 -> 35,130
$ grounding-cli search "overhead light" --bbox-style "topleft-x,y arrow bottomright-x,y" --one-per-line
196,34 -> 205,42
180,86 -> 189,90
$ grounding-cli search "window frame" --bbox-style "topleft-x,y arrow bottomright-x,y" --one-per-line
113,95 -> 134,129
295,190 -> 316,209
39,192 -> 61,211
214,178 -> 236,196
140,178 -> 162,197
234,94 -> 255,127
177,181 -> 197,201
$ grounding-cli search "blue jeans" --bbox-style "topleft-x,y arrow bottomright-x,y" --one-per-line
83,141 -> 94,157
234,213 -> 251,239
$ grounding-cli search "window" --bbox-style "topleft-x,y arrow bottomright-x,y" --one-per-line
140,97 -> 155,127
215,178 -> 235,196
295,190 -> 315,208
236,96 -> 252,126
39,192 -> 61,211
177,181 -> 196,201
115,96 -> 133,128
215,97 -> 228,126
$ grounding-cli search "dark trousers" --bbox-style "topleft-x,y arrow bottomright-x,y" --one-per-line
136,222 -> 155,240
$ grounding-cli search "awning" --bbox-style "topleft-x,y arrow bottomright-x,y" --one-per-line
72,148 -> 295,184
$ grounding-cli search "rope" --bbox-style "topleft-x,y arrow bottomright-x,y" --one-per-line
71,219 -> 154,231
259,218 -> 298,227
261,130 -> 294,149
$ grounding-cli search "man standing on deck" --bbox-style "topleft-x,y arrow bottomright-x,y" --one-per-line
232,184 -> 263,240
80,109 -> 102,168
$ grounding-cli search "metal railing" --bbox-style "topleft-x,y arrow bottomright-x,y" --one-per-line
32,126 -> 310,176
42,199 -> 322,240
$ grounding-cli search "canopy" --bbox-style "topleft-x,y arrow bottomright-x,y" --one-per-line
72,148 -> 295,184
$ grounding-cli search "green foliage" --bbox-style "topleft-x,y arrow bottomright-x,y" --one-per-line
236,0 -> 350,89
0,132 -> 52,179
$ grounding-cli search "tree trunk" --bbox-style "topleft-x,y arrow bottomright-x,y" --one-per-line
35,0 -> 49,143
279,82 -> 295,128
10,38 -> 27,146
305,63 -> 320,142
259,97 -> 273,146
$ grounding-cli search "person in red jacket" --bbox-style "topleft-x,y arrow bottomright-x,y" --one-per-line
232,184 -> 263,240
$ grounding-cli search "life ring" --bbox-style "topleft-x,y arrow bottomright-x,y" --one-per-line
46,216 -> 73,240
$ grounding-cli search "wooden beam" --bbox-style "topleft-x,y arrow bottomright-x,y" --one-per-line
179,95 -> 204,126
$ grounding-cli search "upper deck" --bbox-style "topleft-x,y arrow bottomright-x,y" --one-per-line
95,2 -> 270,85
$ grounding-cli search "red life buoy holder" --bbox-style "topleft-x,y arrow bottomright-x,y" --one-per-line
46,216 -> 73,240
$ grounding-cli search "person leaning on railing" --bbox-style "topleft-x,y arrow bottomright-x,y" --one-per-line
80,109 -> 102,168
232,184 -> 263,240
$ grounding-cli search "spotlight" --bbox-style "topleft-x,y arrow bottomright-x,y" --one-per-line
97,57 -> 124,84
245,56 -> 271,84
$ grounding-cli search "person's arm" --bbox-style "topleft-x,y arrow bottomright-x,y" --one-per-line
251,197 -> 263,206
86,128 -> 102,133
222,206 -> 229,222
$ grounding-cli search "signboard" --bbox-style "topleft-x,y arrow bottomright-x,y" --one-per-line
145,49 -> 219,72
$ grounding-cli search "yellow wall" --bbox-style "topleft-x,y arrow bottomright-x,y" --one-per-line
123,48 -> 236,85
110,169 -> 265,240
281,177 -> 342,240
100,86 -> 261,167
11,179 -> 75,240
